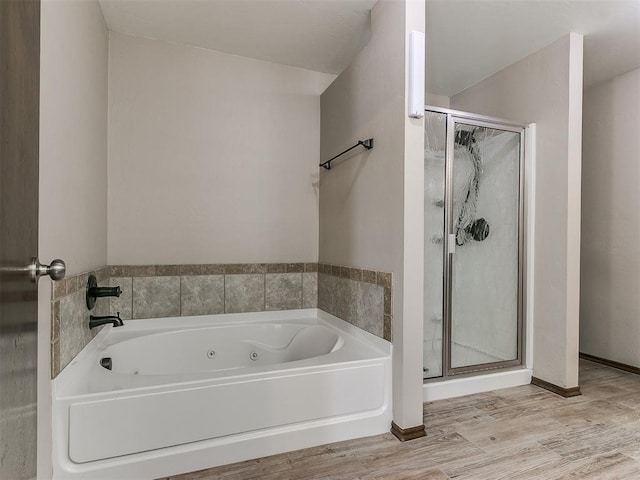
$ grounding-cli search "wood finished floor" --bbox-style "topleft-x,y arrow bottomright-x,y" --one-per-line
163,360 -> 640,479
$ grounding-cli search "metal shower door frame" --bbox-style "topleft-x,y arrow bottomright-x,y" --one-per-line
427,106 -> 527,379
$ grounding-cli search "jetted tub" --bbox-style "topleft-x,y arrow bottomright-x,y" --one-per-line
53,309 -> 392,479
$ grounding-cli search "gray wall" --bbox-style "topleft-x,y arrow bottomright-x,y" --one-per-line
40,0 -> 109,276
107,32 -> 335,265
451,33 -> 584,389
426,92 -> 450,108
580,68 -> 640,369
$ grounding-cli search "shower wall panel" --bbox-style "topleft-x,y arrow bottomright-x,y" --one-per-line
423,111 -> 446,378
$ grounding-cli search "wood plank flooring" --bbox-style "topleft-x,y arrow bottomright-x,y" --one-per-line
162,360 -> 640,479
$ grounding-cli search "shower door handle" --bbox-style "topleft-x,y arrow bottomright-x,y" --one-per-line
447,234 -> 457,254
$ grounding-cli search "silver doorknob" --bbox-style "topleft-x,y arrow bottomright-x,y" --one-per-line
28,257 -> 66,283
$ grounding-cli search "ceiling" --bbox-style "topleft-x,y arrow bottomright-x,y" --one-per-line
98,0 -> 377,75
98,0 -> 639,96
427,0 -> 640,97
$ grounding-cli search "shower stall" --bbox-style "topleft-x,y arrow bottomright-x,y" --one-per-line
423,107 -> 526,381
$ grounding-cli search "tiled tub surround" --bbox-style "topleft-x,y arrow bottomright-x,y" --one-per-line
50,266 -> 110,378
108,263 -> 319,320
51,262 -> 392,377
317,263 -> 392,342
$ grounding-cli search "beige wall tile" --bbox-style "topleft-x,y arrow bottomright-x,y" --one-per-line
225,274 -> 265,313
317,266 -> 389,340
265,273 -> 302,311
267,264 -> 287,274
285,263 -> 304,273
132,276 -> 180,319
58,290 -> 89,371
225,264 -> 267,275
156,265 -> 179,276
353,281 -> 384,338
110,277 -> 133,320
181,275 -> 224,316
302,272 -> 318,309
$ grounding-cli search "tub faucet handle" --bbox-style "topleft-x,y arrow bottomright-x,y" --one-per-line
86,274 -> 122,309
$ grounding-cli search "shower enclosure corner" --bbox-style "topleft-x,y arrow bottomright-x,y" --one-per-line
423,107 -> 525,380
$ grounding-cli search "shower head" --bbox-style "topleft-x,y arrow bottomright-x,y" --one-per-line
454,129 -> 475,147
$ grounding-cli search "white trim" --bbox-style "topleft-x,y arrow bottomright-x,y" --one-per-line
425,105 -> 527,129
525,123 -> 536,370
423,368 -> 533,402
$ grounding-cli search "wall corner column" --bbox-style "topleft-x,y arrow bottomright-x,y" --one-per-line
391,0 -> 426,434
564,31 -> 584,389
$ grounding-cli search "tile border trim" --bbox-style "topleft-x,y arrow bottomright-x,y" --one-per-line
318,263 -> 392,287
110,263 -> 318,277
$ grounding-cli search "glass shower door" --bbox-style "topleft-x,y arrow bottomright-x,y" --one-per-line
447,119 -> 523,372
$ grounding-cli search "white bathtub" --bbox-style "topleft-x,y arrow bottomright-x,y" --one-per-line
53,309 -> 392,479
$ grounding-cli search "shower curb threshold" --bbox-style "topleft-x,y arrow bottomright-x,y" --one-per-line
423,368 -> 532,402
